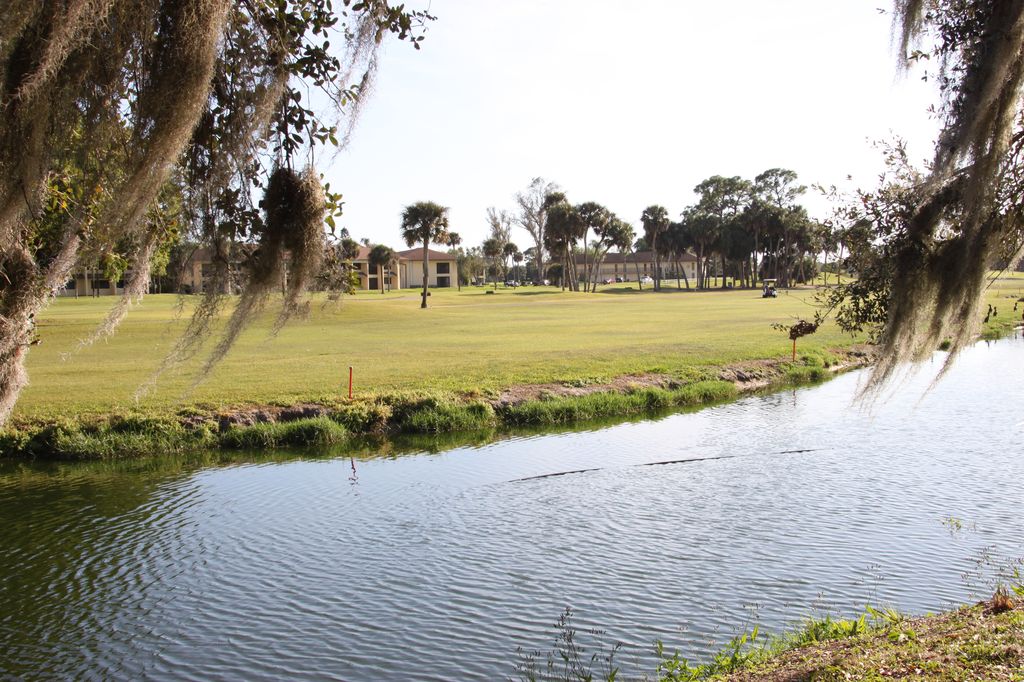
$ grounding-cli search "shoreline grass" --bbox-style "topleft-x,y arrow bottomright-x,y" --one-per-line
520,595 -> 1022,681
704,598 -> 1023,681
0,350 -> 864,461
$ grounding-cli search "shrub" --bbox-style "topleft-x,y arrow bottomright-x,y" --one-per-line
398,400 -> 496,433
219,416 -> 347,450
329,401 -> 392,433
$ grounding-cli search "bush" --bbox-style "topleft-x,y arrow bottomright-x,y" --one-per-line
785,365 -> 828,384
329,401 -> 392,433
397,399 -> 496,434
219,416 -> 347,450
16,416 -> 215,461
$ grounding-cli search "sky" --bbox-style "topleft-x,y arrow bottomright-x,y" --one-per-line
325,0 -> 942,249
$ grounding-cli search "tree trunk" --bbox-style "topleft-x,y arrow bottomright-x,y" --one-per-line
421,242 -> 429,308
0,235 -> 80,425
652,240 -> 661,291
632,249 -> 643,290
582,228 -> 589,293
534,238 -> 545,285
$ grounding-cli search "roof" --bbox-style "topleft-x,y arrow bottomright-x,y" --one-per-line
395,247 -> 456,261
601,250 -> 698,264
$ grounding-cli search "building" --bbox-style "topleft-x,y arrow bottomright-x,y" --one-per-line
588,250 -> 699,284
57,269 -> 126,297
396,247 -> 457,289
175,244 -> 251,294
59,242 -> 460,295
350,245 -> 401,292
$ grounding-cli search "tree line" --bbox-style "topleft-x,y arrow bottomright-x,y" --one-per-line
447,170 -> 849,293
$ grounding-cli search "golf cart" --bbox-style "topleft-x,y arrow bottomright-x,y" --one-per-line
761,278 -> 778,298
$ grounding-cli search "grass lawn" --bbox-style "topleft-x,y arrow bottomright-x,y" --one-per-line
16,276 -> 1024,421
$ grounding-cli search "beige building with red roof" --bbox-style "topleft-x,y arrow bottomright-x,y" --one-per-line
395,247 -> 456,289
591,250 -> 698,283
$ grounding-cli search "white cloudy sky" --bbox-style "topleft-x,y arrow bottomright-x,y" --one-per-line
325,1 -> 941,249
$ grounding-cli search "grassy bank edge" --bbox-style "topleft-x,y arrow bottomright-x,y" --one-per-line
0,346 -> 871,461
663,592 -> 1023,681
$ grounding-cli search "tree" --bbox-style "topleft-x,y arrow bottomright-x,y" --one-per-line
544,196 -> 584,291
576,202 -> 611,292
486,208 -> 513,250
588,213 -> 629,292
863,0 -> 1024,385
640,205 -> 670,291
445,231 -> 463,290
482,237 -> 503,289
663,220 -> 694,289
400,201 -> 449,308
514,178 -> 559,284
459,245 -> 485,287
502,242 -> 520,283
681,208 -> 716,289
368,244 -> 396,294
318,235 -> 362,298
0,0 -> 431,425
753,169 -> 804,287
691,176 -> 753,288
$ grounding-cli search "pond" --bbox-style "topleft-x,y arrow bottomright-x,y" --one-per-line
2,337 -> 1023,680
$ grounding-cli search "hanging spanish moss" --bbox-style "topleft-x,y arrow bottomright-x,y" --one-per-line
870,1 -> 1024,390
0,0 -> 431,424
196,166 -> 325,382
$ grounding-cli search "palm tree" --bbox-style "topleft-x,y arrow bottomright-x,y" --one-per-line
640,205 -> 670,291
576,202 -> 611,292
368,244 -> 396,294
502,242 -> 519,283
482,237 -> 502,290
513,250 -> 524,283
543,195 -> 584,291
400,201 -> 450,309
681,207 -> 719,289
446,231 -> 463,291
663,220 -> 694,290
603,217 -> 635,290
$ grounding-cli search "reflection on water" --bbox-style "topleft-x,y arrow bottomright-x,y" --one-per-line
2,338 -> 1023,680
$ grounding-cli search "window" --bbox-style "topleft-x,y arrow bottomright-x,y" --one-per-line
436,262 -> 450,274
368,277 -> 378,290
436,276 -> 451,288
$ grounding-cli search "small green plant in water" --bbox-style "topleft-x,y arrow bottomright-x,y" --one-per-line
513,607 -> 621,682
656,626 -> 763,681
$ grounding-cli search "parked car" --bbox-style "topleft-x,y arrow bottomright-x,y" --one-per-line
640,275 -> 654,284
